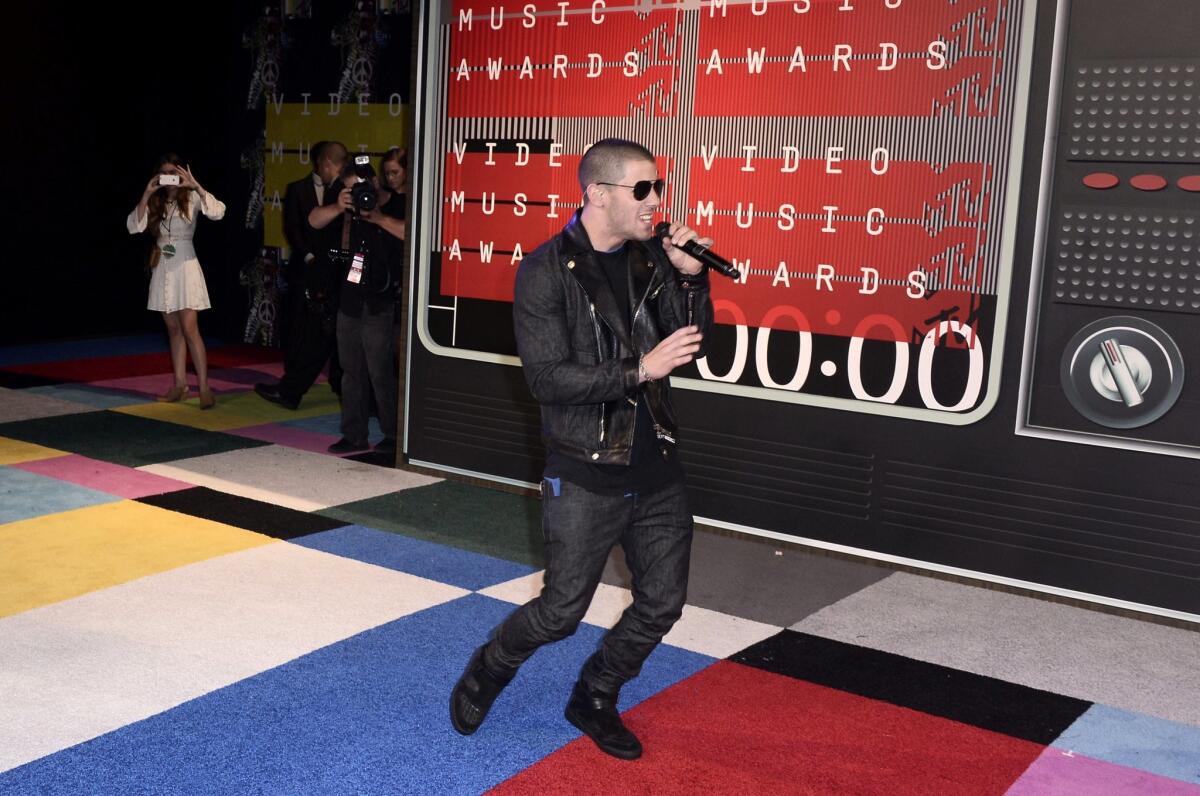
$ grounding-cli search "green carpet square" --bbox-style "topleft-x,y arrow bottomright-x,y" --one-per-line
319,481 -> 544,567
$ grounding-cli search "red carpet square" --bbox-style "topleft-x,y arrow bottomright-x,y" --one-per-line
490,660 -> 1044,795
2,345 -> 279,384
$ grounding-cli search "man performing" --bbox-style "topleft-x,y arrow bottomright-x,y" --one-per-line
450,138 -> 714,760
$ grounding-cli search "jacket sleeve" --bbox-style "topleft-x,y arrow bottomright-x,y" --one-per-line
283,182 -> 313,263
654,258 -> 715,358
513,257 -> 640,406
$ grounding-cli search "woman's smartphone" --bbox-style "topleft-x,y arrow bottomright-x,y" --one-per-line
159,174 -> 181,186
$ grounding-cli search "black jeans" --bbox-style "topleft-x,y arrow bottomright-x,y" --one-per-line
486,477 -> 693,695
336,305 -> 398,444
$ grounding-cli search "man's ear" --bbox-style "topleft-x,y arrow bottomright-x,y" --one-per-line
586,183 -> 605,207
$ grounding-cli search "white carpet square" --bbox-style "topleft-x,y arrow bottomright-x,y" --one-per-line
138,444 -> 441,511
792,572 -> 1200,727
0,542 -> 468,771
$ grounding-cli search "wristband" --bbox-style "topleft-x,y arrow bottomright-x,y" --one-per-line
639,354 -> 650,383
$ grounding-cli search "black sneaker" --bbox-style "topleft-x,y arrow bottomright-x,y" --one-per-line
450,645 -> 515,736
374,437 -> 397,455
327,437 -> 369,454
254,383 -> 300,411
564,680 -> 642,760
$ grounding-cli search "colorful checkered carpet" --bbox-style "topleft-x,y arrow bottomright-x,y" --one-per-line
1,335 -> 1198,794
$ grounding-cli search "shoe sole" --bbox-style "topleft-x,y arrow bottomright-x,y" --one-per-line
564,707 -> 643,760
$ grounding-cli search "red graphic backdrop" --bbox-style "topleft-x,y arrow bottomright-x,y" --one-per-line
694,0 -> 1006,117
433,0 -> 1027,414
448,1 -> 679,117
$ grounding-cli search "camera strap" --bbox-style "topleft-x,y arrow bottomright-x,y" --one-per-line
340,212 -> 352,253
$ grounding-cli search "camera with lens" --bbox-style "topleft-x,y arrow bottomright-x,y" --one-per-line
348,154 -> 377,213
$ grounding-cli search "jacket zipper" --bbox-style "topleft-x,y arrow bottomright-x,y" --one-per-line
589,302 -> 606,443
574,260 -> 665,451
630,274 -> 659,336
631,272 -> 668,447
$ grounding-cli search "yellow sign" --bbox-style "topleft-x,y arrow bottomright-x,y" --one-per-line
263,101 -> 409,249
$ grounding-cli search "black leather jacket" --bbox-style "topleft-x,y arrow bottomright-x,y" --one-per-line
513,211 -> 714,466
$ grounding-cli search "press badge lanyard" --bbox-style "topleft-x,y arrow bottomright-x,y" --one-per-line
160,202 -> 177,260
341,213 -> 366,284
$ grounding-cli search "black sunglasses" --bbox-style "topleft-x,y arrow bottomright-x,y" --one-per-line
597,179 -> 665,201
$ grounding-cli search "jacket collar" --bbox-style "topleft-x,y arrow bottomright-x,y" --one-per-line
559,210 -> 662,349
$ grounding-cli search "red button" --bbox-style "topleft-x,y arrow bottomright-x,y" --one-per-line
1083,172 -> 1119,189
1178,175 -> 1200,192
1130,174 -> 1168,191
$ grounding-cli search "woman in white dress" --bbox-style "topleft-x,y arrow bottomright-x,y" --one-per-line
126,154 -> 226,408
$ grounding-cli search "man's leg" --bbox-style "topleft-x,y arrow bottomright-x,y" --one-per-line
451,480 -> 631,735
333,311 -> 369,450
272,296 -> 335,405
568,480 -> 693,759
359,305 -> 399,445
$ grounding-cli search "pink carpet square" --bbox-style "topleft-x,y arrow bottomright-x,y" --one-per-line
12,454 -> 193,499
1007,748 -> 1200,795
90,363 -> 294,398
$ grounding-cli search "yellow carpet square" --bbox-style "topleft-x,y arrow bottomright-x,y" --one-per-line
113,383 -> 340,431
0,437 -> 69,466
0,500 -> 275,618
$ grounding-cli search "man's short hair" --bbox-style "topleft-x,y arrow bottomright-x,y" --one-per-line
316,140 -> 348,167
578,138 -> 655,198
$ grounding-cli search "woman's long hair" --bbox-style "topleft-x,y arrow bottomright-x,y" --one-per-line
380,146 -> 408,191
146,153 -> 192,232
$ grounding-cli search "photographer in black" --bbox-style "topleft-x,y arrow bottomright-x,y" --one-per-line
308,154 -> 405,454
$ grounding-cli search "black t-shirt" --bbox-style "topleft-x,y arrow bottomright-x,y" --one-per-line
545,244 -> 684,495
338,192 -> 405,317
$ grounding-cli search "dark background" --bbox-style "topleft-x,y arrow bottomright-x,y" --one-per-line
4,1 -> 412,347
5,2 -> 255,345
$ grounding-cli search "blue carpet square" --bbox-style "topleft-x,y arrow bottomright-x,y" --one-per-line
292,525 -> 537,591
0,595 -> 713,795
0,466 -> 121,524
281,413 -> 382,440
1052,703 -> 1200,784
0,335 -> 166,367
24,384 -> 153,409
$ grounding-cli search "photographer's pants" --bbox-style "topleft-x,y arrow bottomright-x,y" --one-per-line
336,305 -> 398,444
485,478 -> 693,695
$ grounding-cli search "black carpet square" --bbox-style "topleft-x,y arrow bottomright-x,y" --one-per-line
730,630 -> 1091,745
137,487 -> 348,540
0,371 -> 65,389
343,450 -> 395,468
0,411 -> 270,467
